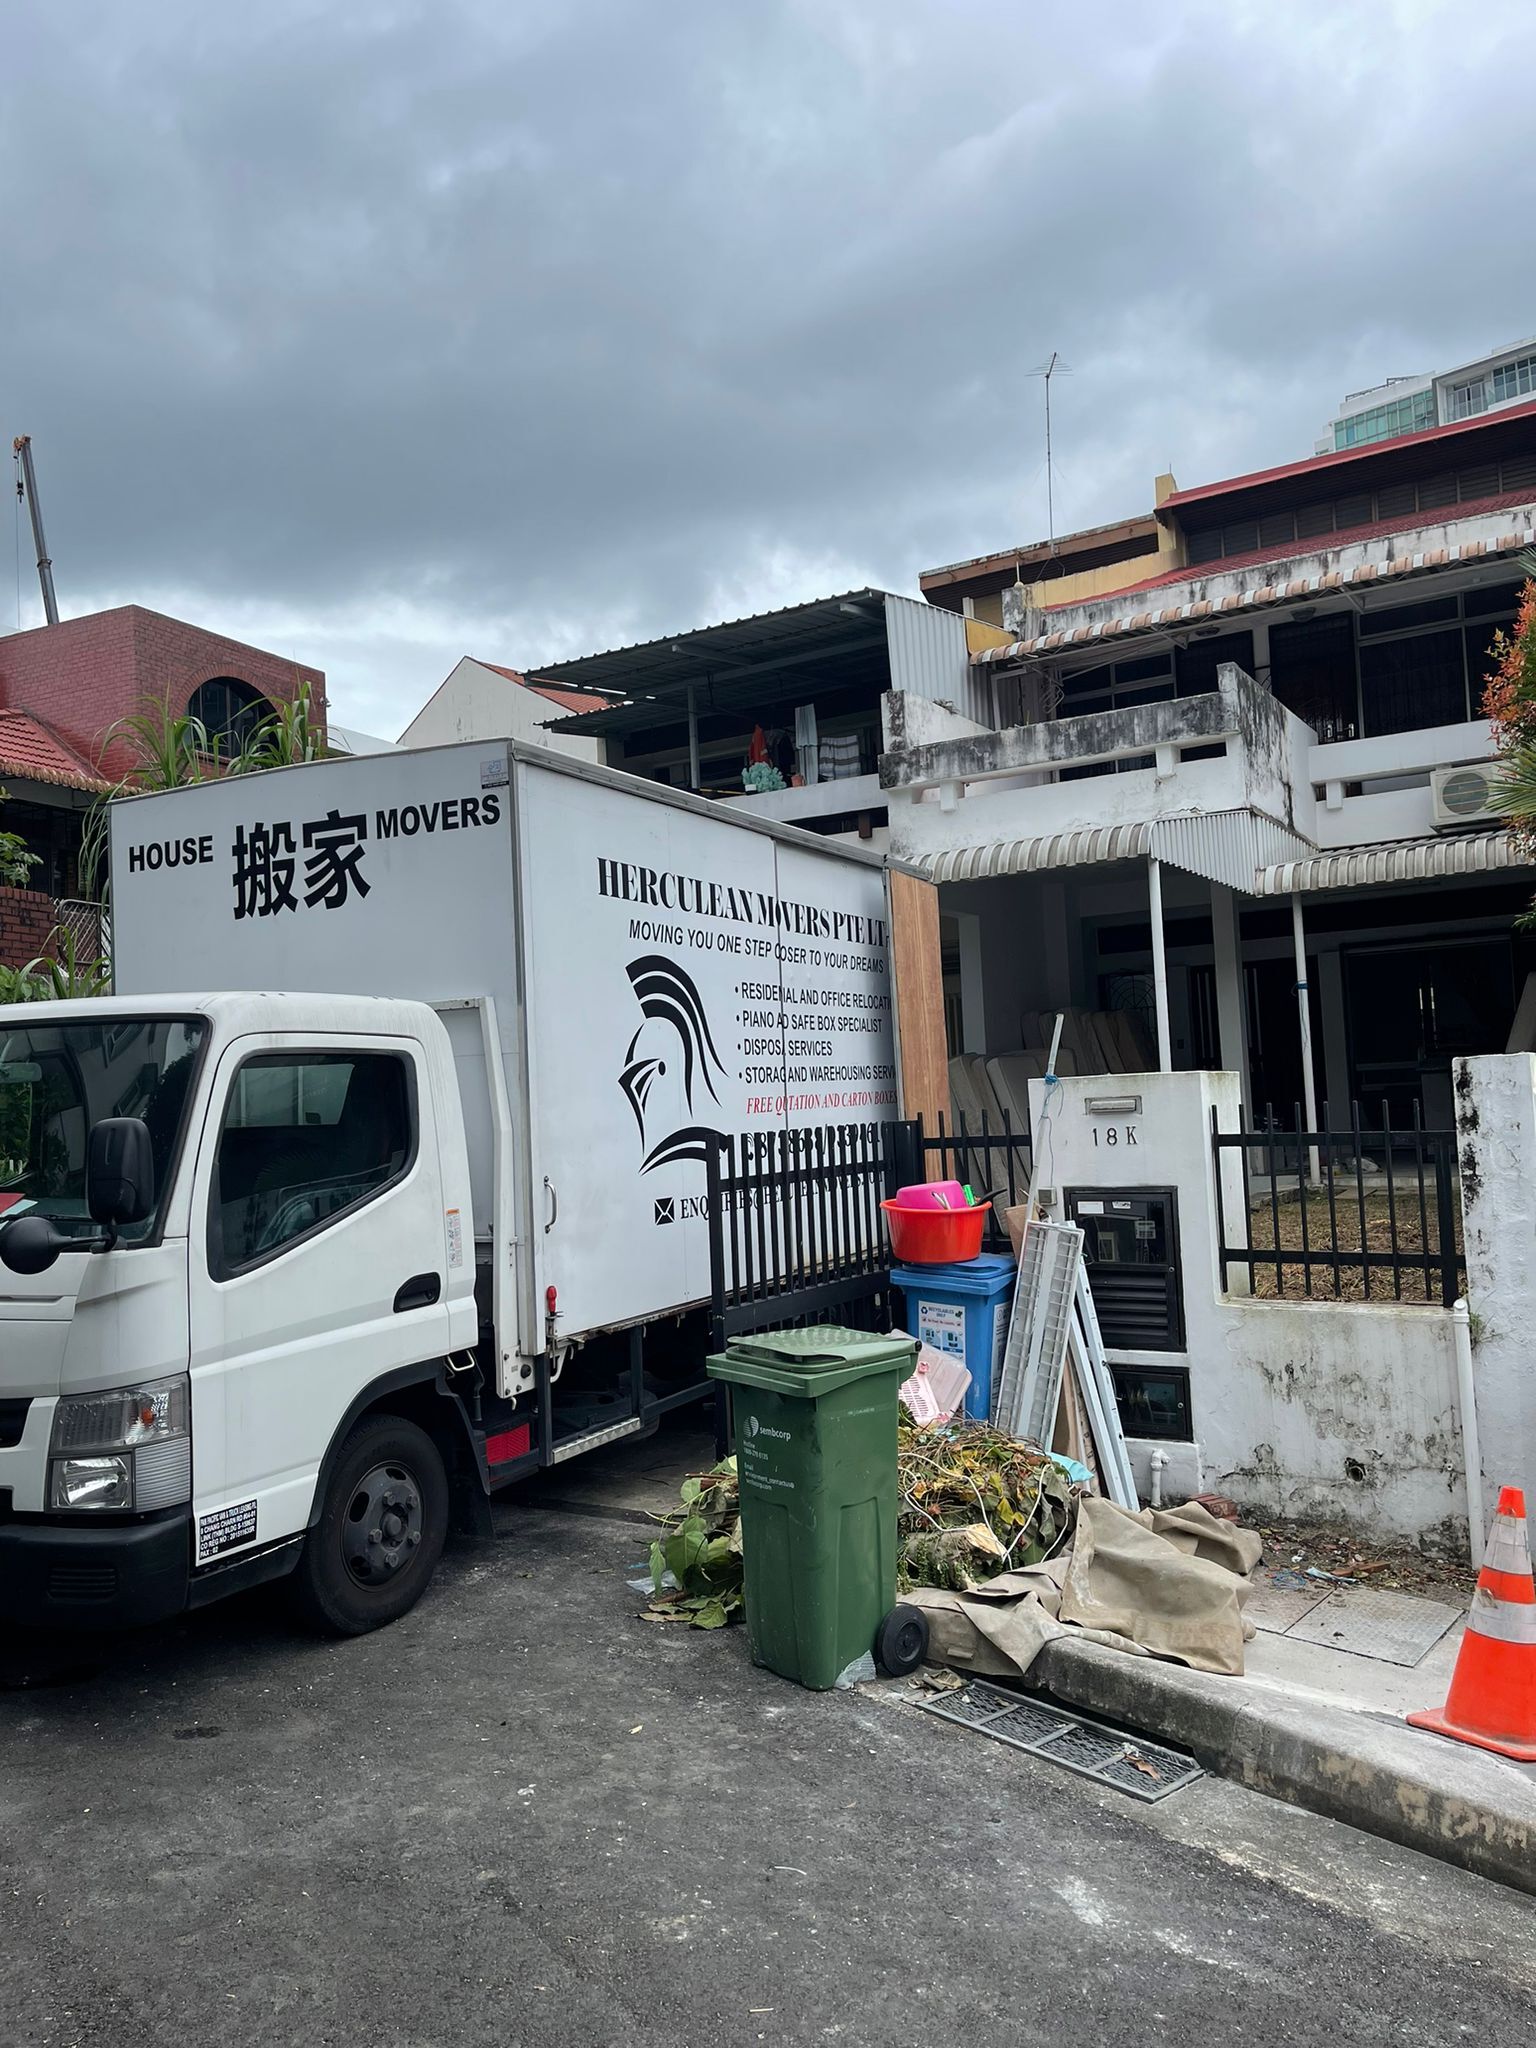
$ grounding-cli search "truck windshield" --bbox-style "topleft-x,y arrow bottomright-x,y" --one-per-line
0,1016 -> 206,1244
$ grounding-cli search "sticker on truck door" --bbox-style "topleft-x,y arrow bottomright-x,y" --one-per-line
198,1500 -> 258,1562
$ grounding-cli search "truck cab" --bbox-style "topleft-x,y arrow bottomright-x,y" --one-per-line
0,991 -> 481,1637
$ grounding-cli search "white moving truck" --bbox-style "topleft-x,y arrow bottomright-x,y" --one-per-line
0,742 -> 903,1636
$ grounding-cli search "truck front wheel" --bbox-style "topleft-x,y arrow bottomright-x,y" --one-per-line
292,1415 -> 449,1636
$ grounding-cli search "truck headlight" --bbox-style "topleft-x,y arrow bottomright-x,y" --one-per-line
50,1456 -> 133,1511
48,1375 -> 191,1512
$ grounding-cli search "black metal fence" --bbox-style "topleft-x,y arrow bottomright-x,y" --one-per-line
705,1120 -> 921,1351
1211,1102 -> 1463,1305
916,1110 -> 1031,1255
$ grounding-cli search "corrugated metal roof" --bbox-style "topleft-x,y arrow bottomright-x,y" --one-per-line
538,590 -> 895,735
0,711 -> 111,792
1256,830 -> 1531,896
972,520 -> 1534,666
914,809 -> 1314,893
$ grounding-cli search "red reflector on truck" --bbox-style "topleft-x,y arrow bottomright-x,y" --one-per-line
485,1424 -> 532,1466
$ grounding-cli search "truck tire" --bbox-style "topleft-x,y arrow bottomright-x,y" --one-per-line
291,1415 -> 449,1636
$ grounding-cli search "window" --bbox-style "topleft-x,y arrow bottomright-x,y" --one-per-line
189,677 -> 273,755
1333,390 -> 1435,449
0,1017 -> 205,1244
1175,631 -> 1254,697
1358,630 -> 1468,736
1269,612 -> 1358,739
1448,379 -> 1488,420
1490,354 -> 1536,404
1357,596 -> 1459,638
211,1052 -> 413,1273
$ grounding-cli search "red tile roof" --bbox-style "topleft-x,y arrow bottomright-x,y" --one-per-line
0,711 -> 112,792
1052,487 -> 1536,609
478,662 -> 612,717
1159,399 -> 1536,511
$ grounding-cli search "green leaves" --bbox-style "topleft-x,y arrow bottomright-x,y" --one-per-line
0,790 -> 40,889
643,1459 -> 745,1628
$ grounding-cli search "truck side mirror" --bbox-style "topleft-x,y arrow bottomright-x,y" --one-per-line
0,1212 -> 66,1275
87,1117 -> 156,1228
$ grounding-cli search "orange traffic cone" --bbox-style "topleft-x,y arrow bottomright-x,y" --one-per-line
1407,1486 -> 1536,1761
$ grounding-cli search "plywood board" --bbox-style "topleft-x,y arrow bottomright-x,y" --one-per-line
888,866 -> 951,1133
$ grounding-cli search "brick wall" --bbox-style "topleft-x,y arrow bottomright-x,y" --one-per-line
0,605 -> 325,778
0,886 -> 57,970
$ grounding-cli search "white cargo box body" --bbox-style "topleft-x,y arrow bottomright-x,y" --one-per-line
109,742 -> 897,1385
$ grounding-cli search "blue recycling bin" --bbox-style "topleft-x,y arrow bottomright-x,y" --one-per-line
889,1253 -> 1016,1421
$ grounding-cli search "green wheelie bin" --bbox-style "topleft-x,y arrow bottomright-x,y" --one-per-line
706,1325 -> 928,1690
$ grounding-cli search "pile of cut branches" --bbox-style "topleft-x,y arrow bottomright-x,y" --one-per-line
898,1418 -> 1077,1591
641,1420 -> 1082,1626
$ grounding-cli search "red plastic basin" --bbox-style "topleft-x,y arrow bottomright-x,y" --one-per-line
880,1198 -> 988,1265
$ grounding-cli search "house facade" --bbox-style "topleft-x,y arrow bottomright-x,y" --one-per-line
0,604 -> 324,967
889,400 -> 1536,1137
397,656 -> 608,762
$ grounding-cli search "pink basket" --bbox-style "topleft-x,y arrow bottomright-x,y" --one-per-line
893,1179 -> 968,1212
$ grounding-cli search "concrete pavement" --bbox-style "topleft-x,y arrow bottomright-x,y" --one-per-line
4,1501 -> 1536,2047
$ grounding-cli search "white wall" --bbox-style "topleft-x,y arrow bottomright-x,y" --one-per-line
1455,1055 -> 1536,1531
1027,1068 -> 1470,1545
399,658 -> 605,763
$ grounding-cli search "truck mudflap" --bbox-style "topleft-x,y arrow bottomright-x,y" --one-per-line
0,1508 -> 192,1631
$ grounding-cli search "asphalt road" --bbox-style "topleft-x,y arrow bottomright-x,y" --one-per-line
3,1503 -> 1534,2048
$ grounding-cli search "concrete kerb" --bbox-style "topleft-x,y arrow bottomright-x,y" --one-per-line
1024,1634 -> 1536,1895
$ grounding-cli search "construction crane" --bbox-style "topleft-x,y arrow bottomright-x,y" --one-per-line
12,434 -> 59,626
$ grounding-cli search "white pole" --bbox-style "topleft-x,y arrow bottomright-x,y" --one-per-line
1453,1298 -> 1486,1563
1148,858 -> 1172,1073
1291,892 -> 1320,1180
686,683 -> 701,791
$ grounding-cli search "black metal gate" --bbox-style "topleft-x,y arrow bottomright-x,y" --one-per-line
705,1120 -> 920,1352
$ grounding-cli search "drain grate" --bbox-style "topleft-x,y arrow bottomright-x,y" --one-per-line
915,1678 -> 1203,1802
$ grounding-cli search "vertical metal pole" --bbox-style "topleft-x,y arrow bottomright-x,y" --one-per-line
706,1137 -> 727,1355
687,682 -> 701,791
1148,858 -> 1172,1073
13,436 -> 59,627
1434,1137 -> 1459,1311
1210,880 -> 1250,1114
1291,892 -> 1320,1181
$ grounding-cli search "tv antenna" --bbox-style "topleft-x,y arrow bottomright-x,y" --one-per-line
1029,352 -> 1071,556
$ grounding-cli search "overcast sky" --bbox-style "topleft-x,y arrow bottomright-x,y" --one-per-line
3,0 -> 1533,737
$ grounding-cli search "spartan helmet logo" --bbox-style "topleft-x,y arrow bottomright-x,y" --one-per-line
619,953 -> 728,1172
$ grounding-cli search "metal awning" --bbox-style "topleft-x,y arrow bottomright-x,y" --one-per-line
533,591 -> 893,736
917,809 -> 1314,895
1256,829 -> 1531,895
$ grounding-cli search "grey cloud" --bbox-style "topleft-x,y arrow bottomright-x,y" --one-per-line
2,0 -> 1533,734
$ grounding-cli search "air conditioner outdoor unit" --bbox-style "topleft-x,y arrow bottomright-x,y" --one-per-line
1430,761 -> 1504,831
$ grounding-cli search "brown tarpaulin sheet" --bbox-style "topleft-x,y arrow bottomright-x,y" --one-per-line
906,1496 -> 1263,1678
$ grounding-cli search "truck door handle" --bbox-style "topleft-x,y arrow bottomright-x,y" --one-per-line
544,1177 -> 558,1233
393,1272 -> 442,1314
